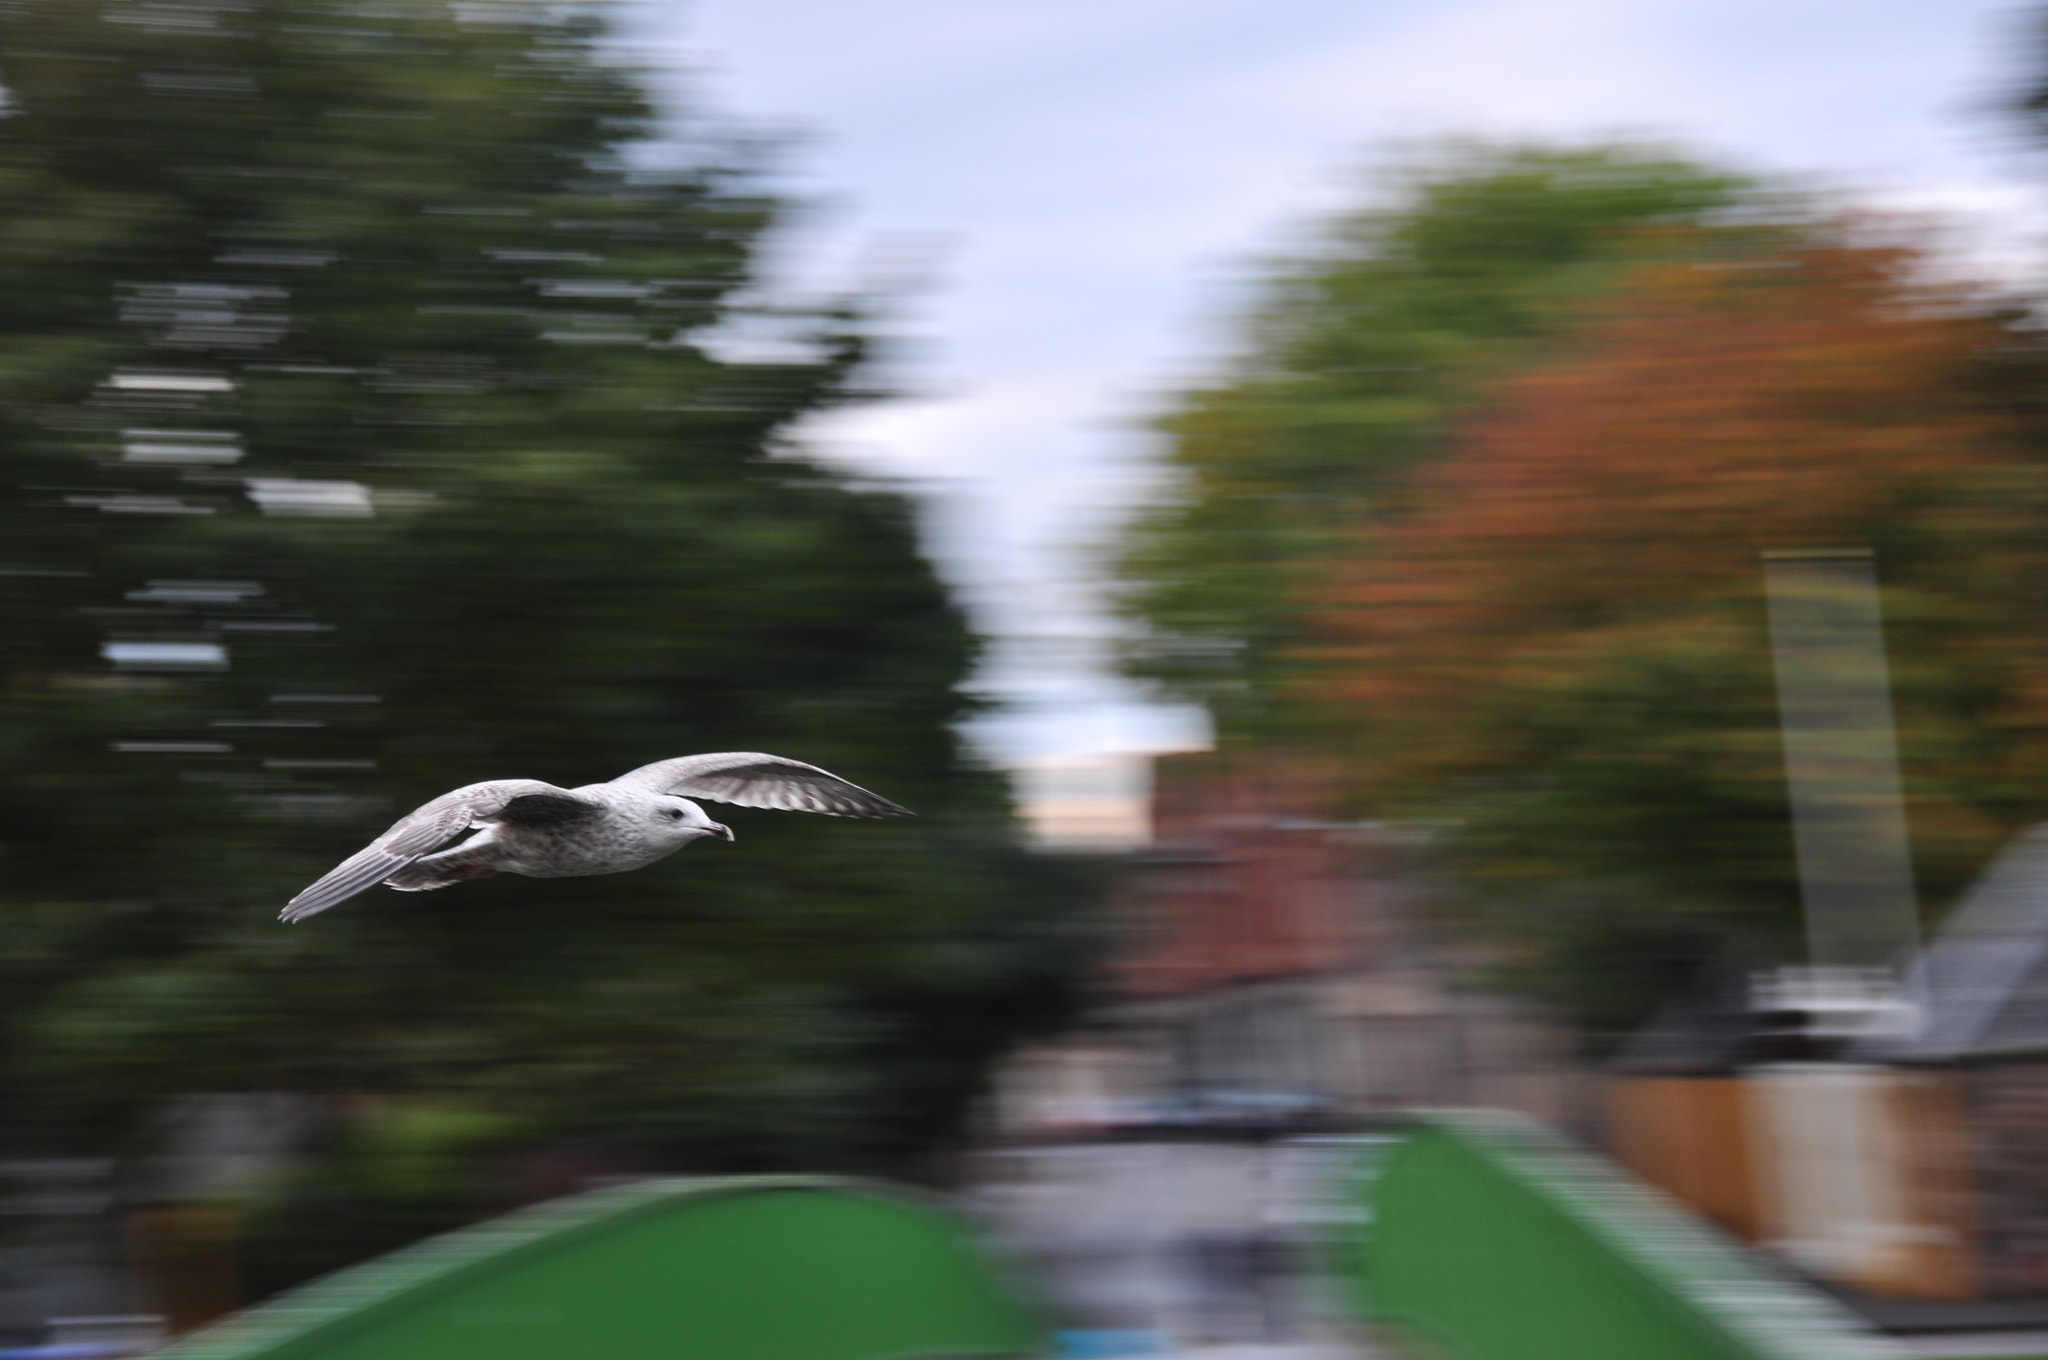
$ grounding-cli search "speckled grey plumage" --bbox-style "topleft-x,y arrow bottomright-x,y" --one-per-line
280,751 -> 910,923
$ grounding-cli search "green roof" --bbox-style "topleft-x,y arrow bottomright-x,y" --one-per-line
156,1175 -> 1044,1360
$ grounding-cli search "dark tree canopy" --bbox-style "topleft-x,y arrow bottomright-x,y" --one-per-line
0,0 -> 1095,1285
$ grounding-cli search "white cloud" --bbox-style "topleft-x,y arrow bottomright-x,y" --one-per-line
619,0 -> 2040,763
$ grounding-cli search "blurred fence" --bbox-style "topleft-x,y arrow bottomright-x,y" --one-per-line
1609,1068 -> 1980,1299
1345,1111 -> 1902,1360
1608,1077 -> 1768,1242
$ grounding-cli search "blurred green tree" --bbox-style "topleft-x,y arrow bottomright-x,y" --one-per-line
1297,229 -> 2048,1039
1115,143 -> 1750,733
0,0 -> 1097,1281
1117,144 -> 2048,1041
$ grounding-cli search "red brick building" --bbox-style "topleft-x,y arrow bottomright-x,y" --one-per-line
992,753 -> 1588,1135
1113,754 -> 1373,999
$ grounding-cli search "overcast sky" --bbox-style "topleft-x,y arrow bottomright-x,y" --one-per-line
618,0 -> 2043,767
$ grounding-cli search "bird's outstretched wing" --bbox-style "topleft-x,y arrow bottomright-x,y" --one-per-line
280,780 -> 600,923
611,752 -> 911,818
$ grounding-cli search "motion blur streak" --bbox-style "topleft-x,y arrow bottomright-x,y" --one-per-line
3,0 -> 2048,1356
0,0 -> 1095,1336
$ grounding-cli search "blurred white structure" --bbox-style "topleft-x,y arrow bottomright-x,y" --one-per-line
1012,753 -> 1154,852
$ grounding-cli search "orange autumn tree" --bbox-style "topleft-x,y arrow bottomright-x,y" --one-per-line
1296,225 -> 2048,1035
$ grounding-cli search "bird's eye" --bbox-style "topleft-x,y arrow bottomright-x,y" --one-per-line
664,808 -> 684,821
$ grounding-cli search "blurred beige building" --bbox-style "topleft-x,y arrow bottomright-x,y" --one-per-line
992,761 -> 2048,1323
1609,825 -> 2048,1307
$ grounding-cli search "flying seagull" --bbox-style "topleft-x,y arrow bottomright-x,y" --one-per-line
280,751 -> 910,923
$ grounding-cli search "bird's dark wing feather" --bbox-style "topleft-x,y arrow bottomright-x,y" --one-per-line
280,779 -> 599,923
610,751 -> 911,818
494,790 -> 604,825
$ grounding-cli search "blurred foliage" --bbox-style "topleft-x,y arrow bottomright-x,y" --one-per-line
1116,143 -> 1751,730
1118,144 -> 2048,1041
1309,231 -> 2048,1036
0,0 -> 1102,1282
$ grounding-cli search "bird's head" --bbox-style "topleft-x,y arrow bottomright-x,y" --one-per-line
655,799 -> 734,843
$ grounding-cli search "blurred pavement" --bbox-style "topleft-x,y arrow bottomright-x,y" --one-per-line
1166,1346 -> 1398,1360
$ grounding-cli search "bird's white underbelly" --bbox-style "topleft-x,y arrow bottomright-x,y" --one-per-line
490,823 -> 685,879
